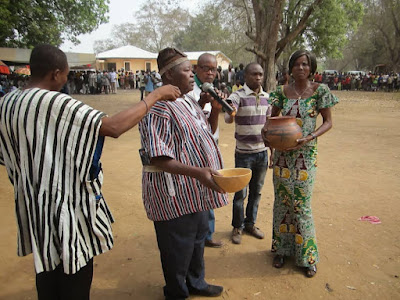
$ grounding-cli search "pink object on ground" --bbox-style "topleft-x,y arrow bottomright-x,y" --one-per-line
358,216 -> 381,224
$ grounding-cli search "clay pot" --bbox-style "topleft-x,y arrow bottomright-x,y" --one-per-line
264,116 -> 303,151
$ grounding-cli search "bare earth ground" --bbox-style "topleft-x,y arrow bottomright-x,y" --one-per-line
0,89 -> 399,300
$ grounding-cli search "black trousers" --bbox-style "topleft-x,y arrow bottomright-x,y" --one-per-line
140,87 -> 145,100
36,259 -> 93,300
154,211 -> 209,300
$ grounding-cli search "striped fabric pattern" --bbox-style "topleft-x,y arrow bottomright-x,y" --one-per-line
0,88 -> 114,274
139,95 -> 229,221
228,84 -> 271,153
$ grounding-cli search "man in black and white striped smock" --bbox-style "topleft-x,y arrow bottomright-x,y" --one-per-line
0,44 -> 180,300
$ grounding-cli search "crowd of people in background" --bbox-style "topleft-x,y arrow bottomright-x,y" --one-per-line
1,65 -> 399,98
278,70 -> 400,92
0,74 -> 29,96
60,69 -> 161,95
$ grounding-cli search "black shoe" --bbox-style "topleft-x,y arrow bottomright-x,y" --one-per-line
305,265 -> 317,278
188,284 -> 223,297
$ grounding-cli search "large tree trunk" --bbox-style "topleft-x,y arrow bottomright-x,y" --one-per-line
247,0 -> 283,92
246,0 -> 324,92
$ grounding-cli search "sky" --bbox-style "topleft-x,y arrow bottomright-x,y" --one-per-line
60,0 -> 200,53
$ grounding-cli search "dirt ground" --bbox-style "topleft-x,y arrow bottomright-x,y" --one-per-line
0,89 -> 399,300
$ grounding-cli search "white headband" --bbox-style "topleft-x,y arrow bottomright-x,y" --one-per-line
159,57 -> 189,76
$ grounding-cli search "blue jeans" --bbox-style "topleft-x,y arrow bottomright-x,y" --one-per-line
232,151 -> 268,229
206,209 -> 215,241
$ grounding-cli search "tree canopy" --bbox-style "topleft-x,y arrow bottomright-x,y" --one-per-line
94,0 -> 190,54
233,0 -> 363,89
348,0 -> 400,72
173,2 -> 254,65
0,0 -> 110,48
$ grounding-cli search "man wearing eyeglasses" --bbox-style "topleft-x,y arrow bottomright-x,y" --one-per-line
188,53 -> 224,248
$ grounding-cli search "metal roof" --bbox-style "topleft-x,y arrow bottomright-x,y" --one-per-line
96,46 -> 232,63
96,45 -> 157,59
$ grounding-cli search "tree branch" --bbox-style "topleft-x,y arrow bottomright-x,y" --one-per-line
275,0 -> 323,59
390,7 -> 400,37
245,46 -> 267,61
245,31 -> 257,42
242,0 -> 254,36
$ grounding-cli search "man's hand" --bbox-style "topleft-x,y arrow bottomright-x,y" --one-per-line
210,89 -> 228,111
269,149 -> 274,169
195,167 -> 225,193
198,92 -> 214,108
199,88 -> 227,110
261,121 -> 270,147
150,157 -> 225,193
153,84 -> 181,101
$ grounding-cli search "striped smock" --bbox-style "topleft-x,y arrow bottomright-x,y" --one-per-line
228,83 -> 271,153
0,88 -> 114,274
139,95 -> 229,221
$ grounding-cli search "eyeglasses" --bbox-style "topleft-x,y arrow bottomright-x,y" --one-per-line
198,65 -> 217,73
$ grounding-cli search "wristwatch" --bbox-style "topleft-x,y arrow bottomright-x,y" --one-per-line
310,132 -> 317,139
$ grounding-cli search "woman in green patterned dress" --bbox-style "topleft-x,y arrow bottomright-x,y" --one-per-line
262,50 -> 339,277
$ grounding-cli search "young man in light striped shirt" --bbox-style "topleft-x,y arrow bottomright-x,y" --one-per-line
0,44 -> 180,300
225,62 -> 273,245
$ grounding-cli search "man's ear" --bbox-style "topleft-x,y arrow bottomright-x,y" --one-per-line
164,69 -> 174,82
52,69 -> 62,81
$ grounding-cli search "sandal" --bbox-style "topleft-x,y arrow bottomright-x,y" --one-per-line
305,265 -> 317,278
273,255 -> 284,268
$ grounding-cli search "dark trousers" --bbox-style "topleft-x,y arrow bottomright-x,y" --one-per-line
140,86 -> 145,100
36,259 -> 93,300
154,211 -> 209,300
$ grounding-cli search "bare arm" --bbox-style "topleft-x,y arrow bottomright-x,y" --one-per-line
151,156 -> 224,193
224,93 -> 239,124
287,107 -> 333,150
271,106 -> 281,117
99,85 -> 180,138
224,111 -> 234,124
208,93 -> 223,134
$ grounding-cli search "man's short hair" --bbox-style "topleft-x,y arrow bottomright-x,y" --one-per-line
30,44 -> 68,78
244,62 -> 262,75
198,53 -> 216,66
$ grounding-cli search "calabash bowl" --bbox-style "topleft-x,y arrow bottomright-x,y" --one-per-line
212,168 -> 252,193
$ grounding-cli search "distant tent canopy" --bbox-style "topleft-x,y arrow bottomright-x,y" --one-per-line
14,66 -> 30,76
0,60 -> 10,74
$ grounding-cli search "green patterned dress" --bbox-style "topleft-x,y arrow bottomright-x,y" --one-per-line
269,84 -> 339,267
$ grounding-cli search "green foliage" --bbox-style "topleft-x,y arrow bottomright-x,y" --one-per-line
305,0 -> 363,58
349,0 -> 400,72
0,0 -> 109,48
174,9 -> 227,51
173,2 -> 254,65
275,0 -> 364,65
